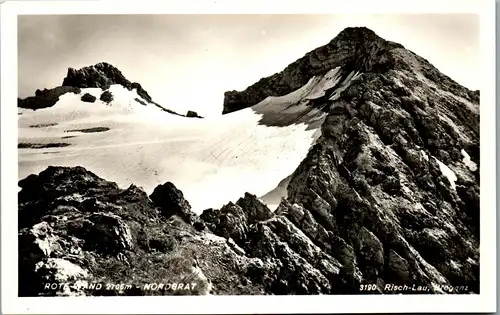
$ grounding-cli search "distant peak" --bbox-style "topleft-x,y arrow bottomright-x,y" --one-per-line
334,26 -> 378,39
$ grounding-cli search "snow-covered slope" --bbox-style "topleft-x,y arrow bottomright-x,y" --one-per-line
19,69 -> 359,213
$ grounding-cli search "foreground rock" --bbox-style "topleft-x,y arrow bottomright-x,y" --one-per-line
223,27 -> 403,114
62,62 -> 154,104
186,110 -> 203,118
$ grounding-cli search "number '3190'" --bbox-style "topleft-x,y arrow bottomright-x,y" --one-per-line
359,284 -> 377,291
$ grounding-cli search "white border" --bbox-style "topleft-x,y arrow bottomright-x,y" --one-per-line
1,0 -> 496,314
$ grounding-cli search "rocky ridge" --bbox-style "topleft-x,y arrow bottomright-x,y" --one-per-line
18,62 -> 200,118
19,27 -> 480,296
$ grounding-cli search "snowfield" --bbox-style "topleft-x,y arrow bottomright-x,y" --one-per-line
18,69 -> 359,213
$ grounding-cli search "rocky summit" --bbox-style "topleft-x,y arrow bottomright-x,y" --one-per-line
18,27 -> 479,296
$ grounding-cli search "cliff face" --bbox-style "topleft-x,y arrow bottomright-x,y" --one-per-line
18,27 -> 479,296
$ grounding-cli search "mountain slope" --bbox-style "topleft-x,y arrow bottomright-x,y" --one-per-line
18,27 -> 480,295
18,62 -> 362,212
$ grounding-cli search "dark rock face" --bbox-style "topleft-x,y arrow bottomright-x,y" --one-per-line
62,62 -> 154,104
81,93 -> 97,103
222,27 -> 403,114
18,86 -> 81,110
134,98 -> 147,106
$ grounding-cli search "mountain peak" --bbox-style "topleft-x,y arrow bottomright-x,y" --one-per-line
332,26 -> 378,40
222,27 -> 404,114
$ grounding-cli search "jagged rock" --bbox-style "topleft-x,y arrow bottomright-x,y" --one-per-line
81,93 -> 96,103
281,48 -> 479,292
99,90 -> 113,103
82,212 -> 133,254
18,167 -> 265,296
386,250 -> 411,283
19,62 -> 201,116
134,98 -> 146,105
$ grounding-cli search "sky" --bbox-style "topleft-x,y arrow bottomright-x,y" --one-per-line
18,14 -> 479,117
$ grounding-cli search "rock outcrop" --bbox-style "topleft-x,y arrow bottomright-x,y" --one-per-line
223,27 -> 404,114
18,27 -> 479,296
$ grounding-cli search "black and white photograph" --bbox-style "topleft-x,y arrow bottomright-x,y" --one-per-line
1,0 -> 496,314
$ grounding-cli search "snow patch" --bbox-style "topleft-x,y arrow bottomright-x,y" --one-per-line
421,150 -> 429,161
461,149 -> 478,172
434,157 -> 457,190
